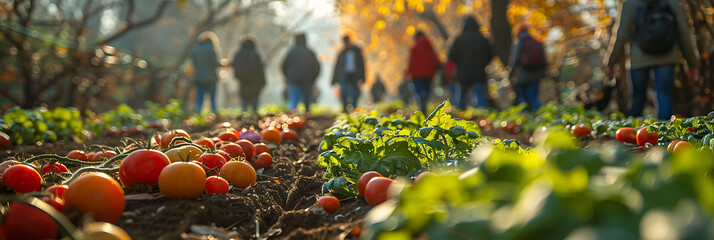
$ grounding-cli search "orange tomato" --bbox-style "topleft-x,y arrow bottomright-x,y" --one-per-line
667,140 -> 682,153
65,172 -> 125,223
164,145 -> 203,163
673,141 -> 693,154
158,162 -> 206,198
219,161 -> 256,189
160,129 -> 191,149
261,127 -> 282,144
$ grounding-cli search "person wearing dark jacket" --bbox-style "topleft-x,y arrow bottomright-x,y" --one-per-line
191,31 -> 221,113
604,0 -> 699,120
448,16 -> 495,109
406,31 -> 441,113
510,27 -> 546,110
332,35 -> 366,112
232,36 -> 265,112
282,33 -> 321,112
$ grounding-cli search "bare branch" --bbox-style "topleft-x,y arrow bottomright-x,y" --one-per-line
95,0 -> 170,45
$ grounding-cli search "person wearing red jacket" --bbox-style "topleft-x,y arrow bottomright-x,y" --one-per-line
406,31 -> 441,113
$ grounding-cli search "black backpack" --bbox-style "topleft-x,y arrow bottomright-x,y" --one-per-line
634,0 -> 678,55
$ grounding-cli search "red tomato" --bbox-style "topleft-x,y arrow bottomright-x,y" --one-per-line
216,150 -> 231,162
252,152 -> 273,169
128,125 -> 144,135
46,185 -> 69,199
364,177 -> 394,206
281,129 -> 299,142
254,143 -> 270,156
289,116 -> 306,130
120,149 -> 171,185
636,127 -> 658,147
1,202 -> 58,240
42,197 -> 66,213
41,163 -> 69,176
0,132 -> 11,148
357,171 -> 383,197
91,151 -> 117,162
105,127 -> 120,137
235,139 -> 256,161
216,122 -> 232,130
687,127 -> 696,133
118,168 -> 133,189
65,172 -> 125,223
66,150 -> 89,161
197,153 -> 227,170
219,143 -> 246,160
616,127 -> 637,144
571,124 -> 591,138
3,165 -> 42,193
205,176 -> 230,194
160,129 -> 191,149
316,196 -> 340,213
217,131 -> 240,143
194,137 -> 215,149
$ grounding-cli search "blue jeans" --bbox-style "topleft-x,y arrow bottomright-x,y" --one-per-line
196,84 -> 217,113
517,82 -> 541,110
458,83 -> 487,109
629,65 -> 675,120
412,78 -> 431,113
288,84 -> 313,112
447,83 -> 459,105
340,73 -> 360,112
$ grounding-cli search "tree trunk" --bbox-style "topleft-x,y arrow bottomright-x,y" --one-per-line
491,0 -> 512,66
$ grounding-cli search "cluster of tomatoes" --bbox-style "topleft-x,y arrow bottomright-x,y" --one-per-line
315,171 -> 435,214
0,120 -> 293,239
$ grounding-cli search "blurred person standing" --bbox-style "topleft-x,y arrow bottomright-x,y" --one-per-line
191,31 -> 222,113
443,61 -> 458,104
406,31 -> 441,113
371,74 -> 386,103
510,26 -> 546,111
448,16 -> 495,109
282,33 -> 321,112
232,35 -> 265,112
604,0 -> 699,120
332,35 -> 366,113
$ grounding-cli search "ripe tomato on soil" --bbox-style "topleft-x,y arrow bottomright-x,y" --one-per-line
1,202 -> 58,240
281,129 -> 299,142
91,151 -> 117,162
41,163 -> 69,176
616,127 -> 637,144
46,185 -> 69,199
160,129 -> 191,149
217,131 -> 240,143
120,149 -> 170,185
357,171 -> 383,197
159,162 -> 206,199
197,153 -> 227,170
194,137 -> 215,149
164,145 -> 203,163
235,139 -> 256,161
67,150 -> 89,161
254,143 -> 270,156
673,141 -> 693,154
571,124 -> 591,138
261,127 -> 282,144
3,164 -> 42,193
252,152 -> 273,169
205,176 -> 230,194
42,197 -> 67,213
64,172 -> 125,223
636,127 -> 658,147
219,143 -> 246,160
0,131 -> 11,148
667,140 -> 682,153
364,177 -> 395,206
316,196 -> 340,213
220,161 -> 256,189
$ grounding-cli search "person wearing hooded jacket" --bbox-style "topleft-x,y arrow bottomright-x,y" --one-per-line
232,36 -> 265,112
332,35 -> 366,113
604,0 -> 699,120
282,33 -> 321,112
448,16 -> 495,109
510,26 -> 546,111
406,31 -> 441,113
191,31 -> 221,113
